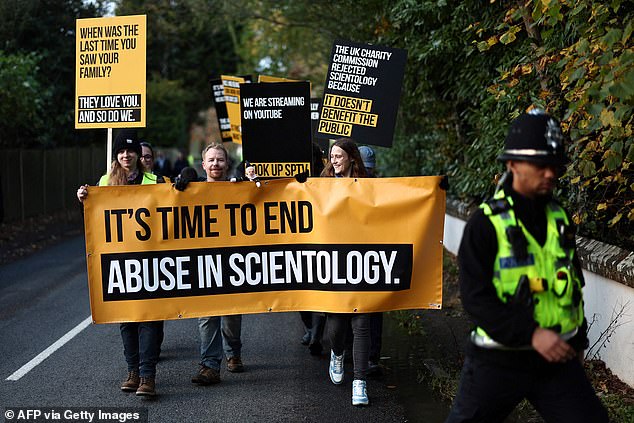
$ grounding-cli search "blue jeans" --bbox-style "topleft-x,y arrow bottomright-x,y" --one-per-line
198,316 -> 223,370
120,321 -> 163,378
222,315 -> 242,359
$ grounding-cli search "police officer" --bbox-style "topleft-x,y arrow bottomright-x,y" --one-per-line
445,110 -> 608,423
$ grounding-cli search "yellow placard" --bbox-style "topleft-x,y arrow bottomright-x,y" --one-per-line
317,120 -> 352,136
83,177 -> 445,323
323,93 -> 373,112
75,15 -> 146,129
258,75 -> 298,83
320,107 -> 378,127
221,75 -> 246,144
249,162 -> 311,177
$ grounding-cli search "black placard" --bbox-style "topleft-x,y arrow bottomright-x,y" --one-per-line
315,40 -> 407,147
210,78 -> 232,142
240,81 -> 312,178
310,97 -> 329,153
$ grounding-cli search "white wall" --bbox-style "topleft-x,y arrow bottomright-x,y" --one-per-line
583,271 -> 634,387
443,213 -> 634,388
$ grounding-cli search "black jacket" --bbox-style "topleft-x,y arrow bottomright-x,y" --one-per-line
459,178 -> 588,364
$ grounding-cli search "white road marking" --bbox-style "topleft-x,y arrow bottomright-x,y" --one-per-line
6,315 -> 93,381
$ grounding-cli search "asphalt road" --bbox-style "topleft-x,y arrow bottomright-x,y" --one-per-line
0,235 -> 411,423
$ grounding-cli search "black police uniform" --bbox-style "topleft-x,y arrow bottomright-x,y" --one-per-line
445,111 -> 609,423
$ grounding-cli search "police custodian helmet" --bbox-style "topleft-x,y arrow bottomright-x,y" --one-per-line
498,109 -> 567,166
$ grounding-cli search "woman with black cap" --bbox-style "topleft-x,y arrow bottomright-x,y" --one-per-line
76,128 -> 163,397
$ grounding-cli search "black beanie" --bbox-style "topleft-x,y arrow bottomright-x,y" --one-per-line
113,129 -> 141,159
498,111 -> 566,166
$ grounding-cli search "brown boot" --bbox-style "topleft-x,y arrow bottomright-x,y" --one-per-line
191,365 -> 221,385
227,357 -> 244,373
136,377 -> 156,396
120,371 -> 140,392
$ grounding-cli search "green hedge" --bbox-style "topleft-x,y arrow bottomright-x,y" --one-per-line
376,1 -> 633,250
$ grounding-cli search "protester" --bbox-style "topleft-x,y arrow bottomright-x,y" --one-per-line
298,142 -> 327,355
180,143 -> 246,386
358,145 -> 376,177
172,150 -> 189,179
153,150 -> 172,179
321,138 -> 370,406
358,145 -> 382,374
140,141 -> 168,182
445,109 -> 609,422
76,129 -> 164,397
139,141 -> 154,172
312,141 -> 326,177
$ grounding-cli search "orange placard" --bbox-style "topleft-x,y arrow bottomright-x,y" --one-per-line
75,15 -> 146,128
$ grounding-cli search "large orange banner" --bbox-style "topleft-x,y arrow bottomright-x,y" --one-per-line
83,177 -> 445,323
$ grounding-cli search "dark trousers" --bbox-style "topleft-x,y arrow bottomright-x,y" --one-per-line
368,312 -> 383,363
120,321 -> 164,378
445,354 -> 609,423
328,313 -> 370,380
299,311 -> 325,346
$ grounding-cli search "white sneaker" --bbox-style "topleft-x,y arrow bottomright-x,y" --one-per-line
329,350 -> 344,385
352,379 -> 369,406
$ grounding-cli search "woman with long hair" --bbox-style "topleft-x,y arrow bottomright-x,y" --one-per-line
321,138 -> 370,406
320,138 -> 367,178
77,129 -> 163,397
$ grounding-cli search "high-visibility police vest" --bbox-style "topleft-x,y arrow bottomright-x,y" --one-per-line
98,172 -> 158,187
472,189 -> 584,349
